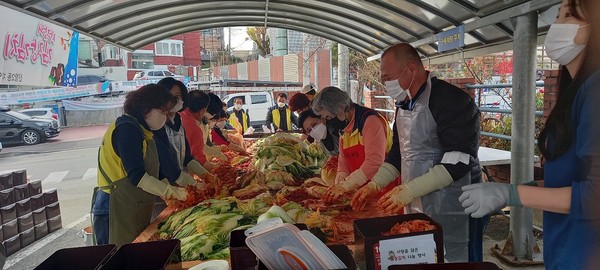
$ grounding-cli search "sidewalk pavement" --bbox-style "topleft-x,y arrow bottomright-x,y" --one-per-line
0,125 -> 108,157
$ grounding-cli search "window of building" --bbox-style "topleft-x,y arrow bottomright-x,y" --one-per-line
155,40 -> 183,57
131,51 -> 154,69
78,40 -> 93,62
103,45 -> 120,59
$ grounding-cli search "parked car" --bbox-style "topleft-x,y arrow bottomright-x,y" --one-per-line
0,107 -> 60,145
223,92 -> 275,127
0,141 -> 3,153
133,70 -> 184,81
19,108 -> 58,121
77,75 -> 107,85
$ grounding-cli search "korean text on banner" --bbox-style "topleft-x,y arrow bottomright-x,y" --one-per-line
437,25 -> 465,53
0,5 -> 79,87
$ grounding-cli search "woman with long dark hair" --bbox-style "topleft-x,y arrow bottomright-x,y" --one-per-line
459,0 -> 600,268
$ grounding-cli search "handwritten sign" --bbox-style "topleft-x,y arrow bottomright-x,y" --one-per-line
379,234 -> 437,269
437,25 -> 465,52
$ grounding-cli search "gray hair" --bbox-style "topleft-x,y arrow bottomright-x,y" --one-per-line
311,86 -> 353,116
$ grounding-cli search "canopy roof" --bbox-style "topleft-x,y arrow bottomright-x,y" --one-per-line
1,0 -> 560,63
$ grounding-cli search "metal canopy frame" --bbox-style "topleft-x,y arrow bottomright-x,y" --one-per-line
1,0 -> 560,62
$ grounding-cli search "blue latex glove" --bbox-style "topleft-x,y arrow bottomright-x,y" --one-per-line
459,182 -> 521,218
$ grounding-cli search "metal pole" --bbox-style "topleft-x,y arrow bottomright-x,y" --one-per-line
509,11 -> 537,260
338,43 -> 349,93
303,33 -> 311,85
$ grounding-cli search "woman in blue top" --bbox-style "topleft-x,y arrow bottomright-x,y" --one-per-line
459,0 -> 600,269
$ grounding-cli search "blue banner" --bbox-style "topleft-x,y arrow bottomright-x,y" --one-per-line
437,25 -> 465,52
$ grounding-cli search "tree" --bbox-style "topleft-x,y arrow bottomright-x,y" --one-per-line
246,27 -> 270,57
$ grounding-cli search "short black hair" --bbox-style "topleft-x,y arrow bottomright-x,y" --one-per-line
214,110 -> 229,120
207,93 -> 223,115
124,84 -> 176,124
278,93 -> 288,99
298,109 -> 320,132
157,77 -> 189,107
306,89 -> 316,96
187,90 -> 210,113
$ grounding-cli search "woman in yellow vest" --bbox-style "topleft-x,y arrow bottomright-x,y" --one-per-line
311,87 -> 399,207
92,84 -> 188,246
228,98 -> 250,135
266,93 -> 298,132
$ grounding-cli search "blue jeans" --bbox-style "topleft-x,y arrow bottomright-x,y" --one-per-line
469,215 -> 490,262
92,214 -> 109,245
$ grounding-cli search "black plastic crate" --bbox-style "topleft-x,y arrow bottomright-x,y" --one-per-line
16,198 -> 32,217
0,188 -> 15,208
47,215 -> 62,233
45,202 -> 60,219
18,212 -> 34,233
1,203 -> 17,224
354,213 -> 444,270
0,173 -> 14,191
29,180 -> 43,196
32,207 -> 46,225
12,170 -> 27,186
3,234 -> 21,256
14,184 -> 30,202
3,219 -> 19,240
35,244 -> 117,270
34,221 -> 48,240
44,189 -> 59,206
20,227 -> 35,247
100,240 -> 181,270
31,193 -> 45,211
389,262 -> 501,270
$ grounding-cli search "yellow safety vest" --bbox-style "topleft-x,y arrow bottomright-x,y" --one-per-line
229,110 -> 248,134
97,116 -> 154,193
272,107 -> 292,131
342,111 -> 393,152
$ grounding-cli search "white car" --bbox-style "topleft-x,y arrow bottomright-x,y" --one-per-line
223,92 -> 275,127
133,70 -> 185,81
19,108 -> 60,126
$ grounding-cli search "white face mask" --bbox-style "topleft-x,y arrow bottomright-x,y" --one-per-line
145,109 -> 166,131
216,121 -> 226,129
544,23 -> 588,65
170,99 -> 184,113
234,104 -> 243,111
277,102 -> 286,108
384,66 -> 413,101
309,123 -> 327,141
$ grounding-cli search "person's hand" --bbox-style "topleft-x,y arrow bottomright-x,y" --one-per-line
378,184 -> 415,214
164,185 -> 188,201
203,161 -> 219,172
351,182 -> 379,211
333,172 -> 349,185
324,184 -> 346,203
459,183 -> 516,218
276,129 -> 283,132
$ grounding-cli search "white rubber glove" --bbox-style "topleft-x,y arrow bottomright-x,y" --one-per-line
379,165 -> 453,214
351,181 -> 380,211
339,169 -> 368,191
334,172 -> 349,185
175,171 -> 203,189
372,163 -> 400,189
459,182 -> 521,218
137,173 -> 188,200
204,145 -> 228,162
186,159 -> 208,176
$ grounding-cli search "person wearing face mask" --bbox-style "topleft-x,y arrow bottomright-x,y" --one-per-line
91,84 -> 189,246
311,87 -> 394,202
356,43 -> 483,263
298,109 -> 340,156
460,1 -> 600,269
211,111 -> 247,154
180,91 -> 224,172
201,93 -> 230,162
266,93 -> 298,132
228,98 -> 250,135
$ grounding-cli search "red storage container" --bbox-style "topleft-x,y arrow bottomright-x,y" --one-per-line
18,212 -> 34,233
0,173 -> 14,191
47,215 -> 62,233
45,202 -> 60,219
35,221 -> 49,240
0,188 -> 15,207
20,227 -> 35,247
13,184 -> 30,202
3,219 -> 18,240
32,207 -> 46,225
28,180 -> 42,196
30,193 -> 45,211
1,203 -> 17,224
16,198 -> 31,217
44,189 -> 59,205
3,234 -> 21,256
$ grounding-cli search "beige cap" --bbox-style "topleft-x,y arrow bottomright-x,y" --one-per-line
301,84 -> 315,94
